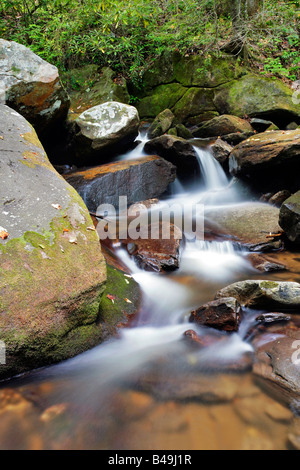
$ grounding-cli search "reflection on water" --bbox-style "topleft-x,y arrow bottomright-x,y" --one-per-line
0,136 -> 299,450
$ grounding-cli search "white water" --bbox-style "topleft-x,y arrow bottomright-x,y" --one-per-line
31,133 -> 257,405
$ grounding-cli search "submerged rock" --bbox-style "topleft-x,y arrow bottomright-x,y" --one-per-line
0,39 -> 70,137
279,191 -> 300,245
74,101 -> 140,165
247,253 -> 287,273
190,297 -> 241,332
216,280 -> 300,311
0,104 -> 107,380
65,155 -> 176,213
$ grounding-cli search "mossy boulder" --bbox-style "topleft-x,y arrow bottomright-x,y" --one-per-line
147,109 -> 175,139
0,104 -> 110,380
214,74 -> 300,128
172,87 -> 217,124
64,66 -> 130,119
136,83 -> 188,119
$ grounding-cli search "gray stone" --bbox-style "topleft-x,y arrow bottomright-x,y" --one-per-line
0,39 -> 70,136
74,101 -> 140,165
216,280 -> 300,310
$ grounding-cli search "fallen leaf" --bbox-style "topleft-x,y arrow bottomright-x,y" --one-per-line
87,226 -> 96,231
63,228 -> 69,233
0,230 -> 9,240
0,136 -> 4,140
69,236 -> 77,244
51,204 -> 62,210
124,298 -> 132,304
107,294 -> 116,304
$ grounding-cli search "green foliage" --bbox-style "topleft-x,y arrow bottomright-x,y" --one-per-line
0,0 -> 299,84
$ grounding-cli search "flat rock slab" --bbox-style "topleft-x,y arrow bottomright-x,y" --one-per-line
205,202 -> 282,251
65,155 -> 176,213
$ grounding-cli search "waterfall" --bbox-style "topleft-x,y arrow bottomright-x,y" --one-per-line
193,146 -> 228,190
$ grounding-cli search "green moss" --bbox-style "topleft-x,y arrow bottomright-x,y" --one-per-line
137,83 -> 187,119
260,281 -> 279,289
99,264 -> 141,325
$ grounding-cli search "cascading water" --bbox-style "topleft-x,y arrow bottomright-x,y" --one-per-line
1,129 -> 282,451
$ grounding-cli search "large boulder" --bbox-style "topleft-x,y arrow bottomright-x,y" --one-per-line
214,74 -> 300,128
279,191 -> 300,244
74,101 -> 140,165
193,114 -> 254,138
229,130 -> 300,191
0,104 -> 108,380
216,280 -> 300,310
65,155 -> 176,212
0,39 -> 70,137
136,83 -> 188,119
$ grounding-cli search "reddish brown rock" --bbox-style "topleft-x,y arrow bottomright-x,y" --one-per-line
124,222 -> 183,272
190,297 -> 241,332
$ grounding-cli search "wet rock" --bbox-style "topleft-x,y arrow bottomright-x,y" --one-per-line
209,138 -> 233,168
147,109 -> 175,139
205,202 -> 283,252
269,190 -> 291,207
190,297 -> 241,332
0,39 -> 70,137
288,417 -> 300,450
255,313 -> 291,324
0,104 -> 107,380
253,327 -> 300,405
216,280 -> 300,311
279,191 -> 300,245
124,222 -> 183,272
229,130 -> 300,191
74,101 -> 140,165
144,134 -> 200,181
222,131 -> 255,146
193,114 -> 254,139
65,156 -> 176,213
247,253 -> 287,272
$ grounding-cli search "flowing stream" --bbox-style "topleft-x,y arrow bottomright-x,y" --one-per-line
0,134 -> 299,450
